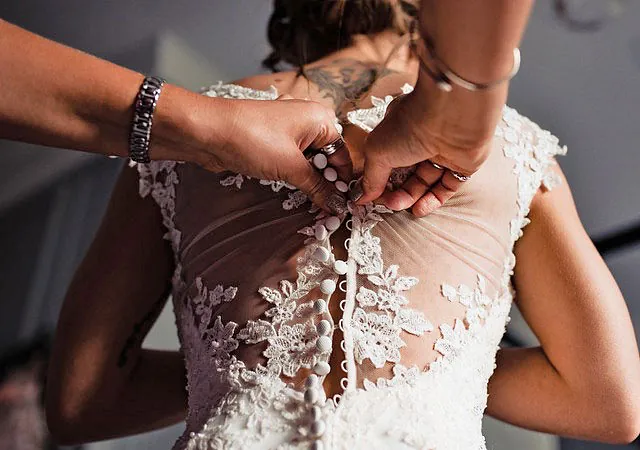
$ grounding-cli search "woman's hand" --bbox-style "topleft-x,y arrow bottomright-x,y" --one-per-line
178,93 -> 347,215
351,0 -> 533,217
352,72 -> 506,216
0,20 -> 347,215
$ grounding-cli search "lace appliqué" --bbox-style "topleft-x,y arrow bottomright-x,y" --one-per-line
189,278 -> 241,364
187,361 -> 305,450
202,81 -> 278,101
136,161 -> 181,251
347,203 -> 433,369
238,273 -> 325,378
351,309 -> 405,368
441,274 -> 492,326
346,83 -> 413,133
208,317 -> 239,364
220,173 -> 308,211
497,106 -> 567,243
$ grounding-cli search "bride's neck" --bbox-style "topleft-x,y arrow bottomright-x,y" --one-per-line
308,30 -> 415,75
299,30 -> 417,114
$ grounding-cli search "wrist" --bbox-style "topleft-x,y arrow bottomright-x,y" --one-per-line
412,63 -> 508,148
149,84 -> 227,166
419,0 -> 531,84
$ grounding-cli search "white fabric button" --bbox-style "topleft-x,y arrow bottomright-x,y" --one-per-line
310,405 -> 322,421
313,299 -> 327,314
319,279 -> 336,295
333,260 -> 348,275
316,320 -> 331,336
325,216 -> 341,231
305,374 -> 319,388
313,153 -> 328,170
323,167 -> 338,182
313,361 -> 331,376
316,336 -> 332,353
335,180 -> 349,193
334,120 -> 343,135
311,441 -> 324,450
310,420 -> 327,437
304,388 -> 319,404
313,247 -> 330,262
314,224 -> 328,241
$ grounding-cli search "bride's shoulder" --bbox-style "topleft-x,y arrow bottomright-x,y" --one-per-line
201,72 -> 300,100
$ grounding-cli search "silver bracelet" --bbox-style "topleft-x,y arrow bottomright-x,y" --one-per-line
129,76 -> 165,163
412,27 -> 521,93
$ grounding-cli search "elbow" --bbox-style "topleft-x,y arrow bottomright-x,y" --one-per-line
45,395 -> 88,445
610,400 -> 640,444
602,408 -> 640,445
609,375 -> 640,444
45,380 -> 100,445
588,382 -> 640,444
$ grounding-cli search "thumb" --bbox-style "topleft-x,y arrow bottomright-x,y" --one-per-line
286,154 -> 347,216
353,157 -> 392,204
306,106 -> 342,150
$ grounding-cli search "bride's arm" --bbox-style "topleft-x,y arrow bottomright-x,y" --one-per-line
485,166 -> 640,443
45,166 -> 186,445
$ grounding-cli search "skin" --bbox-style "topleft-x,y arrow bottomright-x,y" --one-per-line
356,0 -> 536,216
0,19 -> 344,214
46,34 -> 640,444
487,167 -> 640,443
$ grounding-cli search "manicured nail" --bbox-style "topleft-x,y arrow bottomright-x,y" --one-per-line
327,193 -> 348,216
349,179 -> 363,202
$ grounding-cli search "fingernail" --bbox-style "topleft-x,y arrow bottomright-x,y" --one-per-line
327,192 -> 348,216
349,179 -> 363,202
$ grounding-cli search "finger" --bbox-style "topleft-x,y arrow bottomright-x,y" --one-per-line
411,170 -> 464,217
287,154 -> 347,216
306,105 -> 341,150
353,158 -> 393,204
380,161 -> 444,211
327,139 -> 354,182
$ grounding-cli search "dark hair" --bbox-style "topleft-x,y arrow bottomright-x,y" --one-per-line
263,0 -> 419,72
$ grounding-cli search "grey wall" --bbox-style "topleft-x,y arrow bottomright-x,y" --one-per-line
0,1 -> 638,449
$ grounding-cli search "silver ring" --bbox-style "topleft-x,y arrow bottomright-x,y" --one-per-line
450,171 -> 471,182
428,160 -> 444,170
321,138 -> 344,157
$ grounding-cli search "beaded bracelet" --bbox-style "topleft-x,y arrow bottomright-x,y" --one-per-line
129,76 -> 165,163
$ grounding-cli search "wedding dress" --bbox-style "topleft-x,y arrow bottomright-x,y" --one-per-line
135,82 -> 566,450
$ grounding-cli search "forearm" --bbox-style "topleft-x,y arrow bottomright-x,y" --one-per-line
420,0 -> 534,82
48,349 -> 186,445
487,347 -> 638,444
0,19 -> 224,163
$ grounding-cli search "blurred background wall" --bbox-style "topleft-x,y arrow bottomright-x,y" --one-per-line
0,1 -> 638,449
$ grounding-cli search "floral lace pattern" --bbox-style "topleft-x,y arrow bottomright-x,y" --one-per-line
346,83 -> 413,133
346,203 -> 434,369
237,264 -> 331,378
134,83 -> 566,450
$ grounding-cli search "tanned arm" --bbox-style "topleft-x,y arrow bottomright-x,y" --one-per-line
45,166 -> 186,445
486,166 -> 640,444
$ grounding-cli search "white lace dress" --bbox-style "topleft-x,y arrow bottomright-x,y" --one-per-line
135,82 -> 566,450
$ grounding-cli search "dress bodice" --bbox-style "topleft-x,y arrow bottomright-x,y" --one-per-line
135,82 -> 566,450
